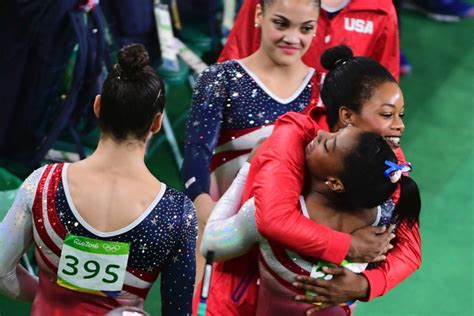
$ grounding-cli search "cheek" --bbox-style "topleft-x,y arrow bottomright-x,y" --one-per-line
263,27 -> 284,43
300,34 -> 313,48
306,153 -> 323,176
359,116 -> 388,135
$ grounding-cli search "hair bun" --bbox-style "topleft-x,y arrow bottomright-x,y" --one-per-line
117,43 -> 150,76
320,45 -> 354,71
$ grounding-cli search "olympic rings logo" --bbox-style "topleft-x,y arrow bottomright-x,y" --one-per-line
102,244 -> 121,252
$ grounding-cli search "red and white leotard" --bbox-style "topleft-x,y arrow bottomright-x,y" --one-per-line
0,163 -> 197,315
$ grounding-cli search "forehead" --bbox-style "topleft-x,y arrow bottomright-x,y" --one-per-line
264,0 -> 319,18
336,127 -> 362,152
362,82 -> 403,111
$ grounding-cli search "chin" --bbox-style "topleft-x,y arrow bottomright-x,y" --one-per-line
274,55 -> 300,66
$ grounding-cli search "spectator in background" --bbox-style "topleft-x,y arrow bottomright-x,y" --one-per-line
407,0 -> 474,22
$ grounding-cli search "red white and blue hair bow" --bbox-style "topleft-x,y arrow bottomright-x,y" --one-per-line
384,161 -> 412,183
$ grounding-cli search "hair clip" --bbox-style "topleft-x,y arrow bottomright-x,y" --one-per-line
152,89 -> 162,106
334,58 -> 349,68
384,161 -> 411,183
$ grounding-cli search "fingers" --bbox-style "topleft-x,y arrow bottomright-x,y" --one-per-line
371,254 -> 387,262
295,275 -> 328,286
372,225 -> 387,234
293,282 -> 330,296
388,224 -> 396,233
295,293 -> 330,304
305,303 -> 333,315
321,266 -> 345,275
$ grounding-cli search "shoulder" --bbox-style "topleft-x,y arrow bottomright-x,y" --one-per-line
23,165 -> 51,188
197,60 -> 238,80
162,187 -> 196,213
193,61 -> 239,94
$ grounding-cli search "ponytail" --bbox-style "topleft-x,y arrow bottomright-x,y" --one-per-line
393,175 -> 421,226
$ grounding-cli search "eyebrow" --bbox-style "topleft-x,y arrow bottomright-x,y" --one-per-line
381,103 -> 396,108
273,14 -> 316,24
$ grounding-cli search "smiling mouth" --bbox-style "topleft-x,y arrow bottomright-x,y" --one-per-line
385,136 -> 401,148
280,46 -> 299,54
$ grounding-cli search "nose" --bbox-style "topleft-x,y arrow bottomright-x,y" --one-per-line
392,115 -> 405,133
316,129 -> 335,142
283,29 -> 300,44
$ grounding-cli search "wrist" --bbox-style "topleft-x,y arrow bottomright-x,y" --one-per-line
354,273 -> 370,300
346,240 -> 357,262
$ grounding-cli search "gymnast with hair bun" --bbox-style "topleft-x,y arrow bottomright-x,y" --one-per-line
0,44 -> 196,316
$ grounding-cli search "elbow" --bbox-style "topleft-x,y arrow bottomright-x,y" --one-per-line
255,223 -> 277,241
200,228 -> 217,259
254,212 -> 273,237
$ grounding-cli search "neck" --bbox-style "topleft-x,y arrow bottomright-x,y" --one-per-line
304,186 -> 339,211
85,136 -> 148,173
303,183 -> 372,234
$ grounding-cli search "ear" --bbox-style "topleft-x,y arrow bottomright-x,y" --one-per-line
150,113 -> 163,134
255,3 -> 263,26
339,106 -> 355,128
325,178 -> 345,193
93,95 -> 101,118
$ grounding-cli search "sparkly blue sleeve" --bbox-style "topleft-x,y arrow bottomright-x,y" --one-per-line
182,63 -> 229,201
0,167 -> 43,300
160,196 -> 197,316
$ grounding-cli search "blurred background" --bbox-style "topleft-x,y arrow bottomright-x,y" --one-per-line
0,0 -> 472,315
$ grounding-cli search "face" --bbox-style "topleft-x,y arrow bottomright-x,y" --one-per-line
350,82 -> 405,150
256,0 -> 319,66
305,126 -> 362,180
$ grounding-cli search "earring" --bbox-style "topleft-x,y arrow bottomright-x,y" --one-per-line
325,181 -> 329,185
313,33 -> 316,37
254,23 -> 260,28
347,123 -> 353,127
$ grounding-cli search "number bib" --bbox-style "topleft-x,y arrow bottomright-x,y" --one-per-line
57,234 -> 130,296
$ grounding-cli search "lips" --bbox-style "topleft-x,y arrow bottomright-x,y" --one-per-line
279,46 -> 299,55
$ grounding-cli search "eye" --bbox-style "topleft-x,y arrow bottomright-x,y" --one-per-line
399,112 -> 405,118
323,139 -> 329,152
273,20 -> 288,28
381,112 -> 393,118
301,25 -> 314,33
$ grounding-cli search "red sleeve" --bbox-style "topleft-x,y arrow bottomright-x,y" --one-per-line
218,0 -> 261,62
249,113 -> 351,264
372,3 -> 400,81
362,220 -> 421,300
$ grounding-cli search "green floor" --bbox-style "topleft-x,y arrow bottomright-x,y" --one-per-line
1,6 -> 473,316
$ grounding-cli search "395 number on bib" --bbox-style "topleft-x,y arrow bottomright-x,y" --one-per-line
57,234 -> 130,295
